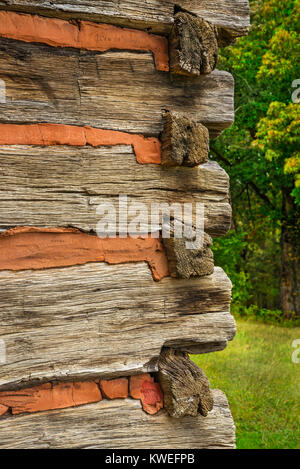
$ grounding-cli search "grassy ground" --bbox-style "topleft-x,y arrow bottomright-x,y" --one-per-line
192,319 -> 300,449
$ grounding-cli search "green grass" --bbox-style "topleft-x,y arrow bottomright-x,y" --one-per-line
192,319 -> 300,449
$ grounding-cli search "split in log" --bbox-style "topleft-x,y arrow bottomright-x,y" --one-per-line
100,378 -> 129,400
0,146 -> 231,238
0,381 -> 102,415
161,111 -> 209,167
0,263 -> 234,391
0,373 -> 163,416
0,227 -> 169,281
0,11 -> 169,71
163,230 -> 214,279
0,39 -> 234,137
0,123 -> 161,164
170,13 -> 218,76
158,348 -> 214,418
129,374 -> 163,415
0,390 -> 236,449
0,0 -> 250,44
0,405 -> 8,416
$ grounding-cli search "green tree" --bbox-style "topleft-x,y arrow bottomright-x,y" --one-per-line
211,0 -> 300,317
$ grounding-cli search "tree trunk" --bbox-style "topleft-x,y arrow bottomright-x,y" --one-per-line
280,189 -> 300,317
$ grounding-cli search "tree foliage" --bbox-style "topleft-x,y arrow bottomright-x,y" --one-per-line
211,0 -> 300,319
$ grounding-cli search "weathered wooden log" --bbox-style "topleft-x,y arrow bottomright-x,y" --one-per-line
161,111 -> 209,167
0,146 -> 231,238
170,13 -> 218,76
158,348 -> 214,418
163,231 -> 214,279
0,39 -> 234,137
0,1 -> 246,450
0,264 -> 234,391
0,0 -> 250,44
0,390 -> 236,449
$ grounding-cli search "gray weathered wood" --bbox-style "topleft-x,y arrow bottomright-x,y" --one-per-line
0,145 -> 231,237
161,111 -> 210,167
158,348 -> 214,418
170,13 -> 218,76
163,229 -> 215,279
0,389 -> 235,449
0,0 -> 250,42
0,39 -> 234,138
0,264 -> 235,391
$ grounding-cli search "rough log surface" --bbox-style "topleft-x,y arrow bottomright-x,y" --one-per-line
163,232 -> 214,279
158,348 -> 214,418
161,111 -> 209,167
0,146 -> 231,237
0,0 -> 250,41
0,39 -> 234,137
0,390 -> 236,449
170,13 -> 218,76
0,264 -> 234,391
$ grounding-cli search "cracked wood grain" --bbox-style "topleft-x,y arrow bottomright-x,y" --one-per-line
0,145 -> 231,238
0,390 -> 236,449
0,39 -> 234,138
0,264 -> 234,391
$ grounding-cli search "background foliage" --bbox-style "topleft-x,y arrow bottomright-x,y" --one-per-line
212,0 -> 300,323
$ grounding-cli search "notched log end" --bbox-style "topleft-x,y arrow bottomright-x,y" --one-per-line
161,111 -> 209,168
170,12 -> 218,77
158,348 -> 214,418
163,231 -> 214,279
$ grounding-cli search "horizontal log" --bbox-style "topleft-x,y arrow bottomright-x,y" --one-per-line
0,390 -> 235,449
0,10 -> 220,77
0,145 -> 231,237
0,264 -> 235,391
0,39 -> 234,137
0,0 -> 250,42
0,227 -> 216,282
